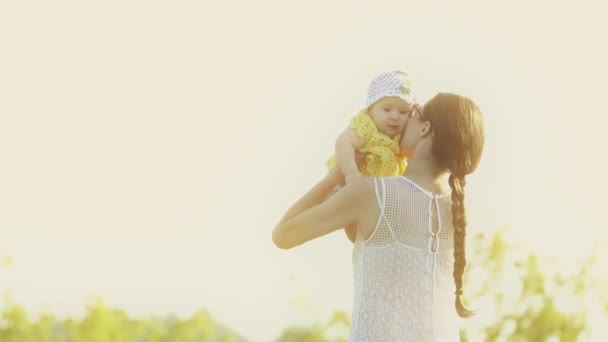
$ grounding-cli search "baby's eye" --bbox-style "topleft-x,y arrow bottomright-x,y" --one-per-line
383,108 -> 390,112
399,111 -> 408,115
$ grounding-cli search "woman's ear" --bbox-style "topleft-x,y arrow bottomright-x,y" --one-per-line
421,120 -> 433,137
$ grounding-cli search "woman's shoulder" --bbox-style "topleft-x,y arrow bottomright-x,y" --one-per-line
344,177 -> 376,201
387,176 -> 452,198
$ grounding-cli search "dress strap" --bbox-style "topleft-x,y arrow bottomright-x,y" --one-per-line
373,177 -> 386,212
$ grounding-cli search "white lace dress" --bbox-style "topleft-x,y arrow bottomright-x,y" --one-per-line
349,176 -> 460,341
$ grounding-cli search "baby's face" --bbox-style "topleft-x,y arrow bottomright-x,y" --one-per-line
368,97 -> 413,138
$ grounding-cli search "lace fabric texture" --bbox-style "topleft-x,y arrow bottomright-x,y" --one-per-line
349,176 -> 460,342
326,110 -> 406,177
365,70 -> 416,107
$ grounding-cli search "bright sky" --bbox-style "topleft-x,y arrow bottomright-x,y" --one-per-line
1,1 -> 607,341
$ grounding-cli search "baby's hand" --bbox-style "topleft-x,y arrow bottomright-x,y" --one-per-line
345,171 -> 364,184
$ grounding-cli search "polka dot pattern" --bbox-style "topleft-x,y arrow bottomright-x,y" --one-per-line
326,110 -> 406,177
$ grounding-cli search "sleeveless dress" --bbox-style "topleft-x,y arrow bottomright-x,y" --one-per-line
349,176 -> 460,341
326,110 -> 407,177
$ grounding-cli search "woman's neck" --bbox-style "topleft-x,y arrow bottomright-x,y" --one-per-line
403,146 -> 450,195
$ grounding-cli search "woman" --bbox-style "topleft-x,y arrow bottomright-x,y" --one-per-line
273,92 -> 485,341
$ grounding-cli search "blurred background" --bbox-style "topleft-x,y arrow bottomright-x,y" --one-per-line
1,0 -> 607,341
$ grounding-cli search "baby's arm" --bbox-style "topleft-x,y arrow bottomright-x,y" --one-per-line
335,127 -> 365,184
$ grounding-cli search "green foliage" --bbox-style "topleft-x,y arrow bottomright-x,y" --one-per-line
276,310 -> 350,342
1,228 -> 606,341
0,298 -> 245,342
460,228 -> 607,341
275,228 -> 608,341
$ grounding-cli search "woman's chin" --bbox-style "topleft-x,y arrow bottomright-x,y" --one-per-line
400,145 -> 414,158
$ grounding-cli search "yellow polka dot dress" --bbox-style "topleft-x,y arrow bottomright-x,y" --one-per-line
326,110 -> 407,177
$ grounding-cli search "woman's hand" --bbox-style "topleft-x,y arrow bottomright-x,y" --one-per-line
355,151 -> 367,166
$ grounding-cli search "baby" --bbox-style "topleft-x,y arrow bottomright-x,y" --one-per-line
327,70 -> 418,184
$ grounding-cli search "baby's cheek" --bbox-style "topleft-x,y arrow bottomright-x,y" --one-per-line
399,119 -> 408,130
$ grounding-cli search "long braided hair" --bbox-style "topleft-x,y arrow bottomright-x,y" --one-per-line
420,93 -> 485,318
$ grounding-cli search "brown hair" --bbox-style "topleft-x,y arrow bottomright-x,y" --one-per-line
421,93 -> 485,318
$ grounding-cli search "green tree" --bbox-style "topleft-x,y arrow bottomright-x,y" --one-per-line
0,298 -> 245,342
460,227 -> 607,341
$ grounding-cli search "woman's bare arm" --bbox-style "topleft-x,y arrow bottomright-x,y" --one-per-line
344,224 -> 357,243
272,171 -> 374,249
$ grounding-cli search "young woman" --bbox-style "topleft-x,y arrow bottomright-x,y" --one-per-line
273,92 -> 485,341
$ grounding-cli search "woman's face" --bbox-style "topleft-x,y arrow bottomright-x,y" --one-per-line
399,104 -> 425,156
